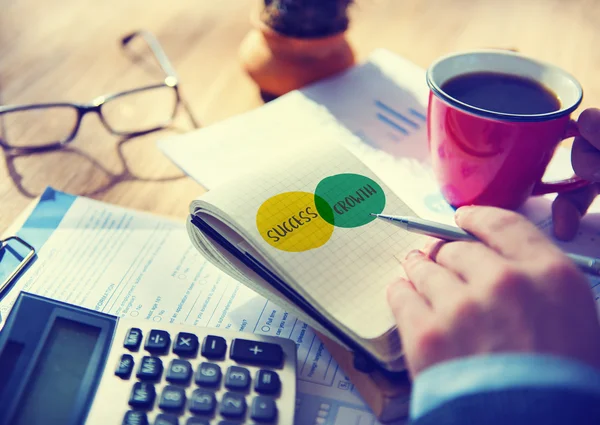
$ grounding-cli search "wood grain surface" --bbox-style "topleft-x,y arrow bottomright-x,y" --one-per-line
1,0 -> 599,232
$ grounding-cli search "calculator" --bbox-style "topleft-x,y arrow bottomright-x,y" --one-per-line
0,292 -> 297,425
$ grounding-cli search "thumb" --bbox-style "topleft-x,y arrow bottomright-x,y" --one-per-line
552,183 -> 600,241
572,137 -> 600,182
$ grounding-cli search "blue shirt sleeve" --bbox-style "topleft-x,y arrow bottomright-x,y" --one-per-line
410,353 -> 600,420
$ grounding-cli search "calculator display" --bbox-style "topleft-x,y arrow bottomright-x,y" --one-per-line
10,317 -> 101,425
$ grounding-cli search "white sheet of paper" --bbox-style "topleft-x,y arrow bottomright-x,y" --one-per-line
0,190 -> 390,425
158,48 -> 599,300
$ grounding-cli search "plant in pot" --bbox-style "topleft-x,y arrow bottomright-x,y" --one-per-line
239,0 -> 356,98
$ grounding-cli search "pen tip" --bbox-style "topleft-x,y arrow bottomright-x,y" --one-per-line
370,213 -> 379,217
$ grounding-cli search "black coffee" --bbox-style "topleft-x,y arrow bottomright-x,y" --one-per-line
441,72 -> 561,115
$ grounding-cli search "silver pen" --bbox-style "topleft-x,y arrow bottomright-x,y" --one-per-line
371,213 -> 600,277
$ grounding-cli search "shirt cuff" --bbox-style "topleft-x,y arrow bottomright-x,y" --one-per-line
410,353 -> 600,420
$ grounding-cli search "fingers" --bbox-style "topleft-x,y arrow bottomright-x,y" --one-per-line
552,194 -> 583,241
572,137 -> 600,182
454,206 -> 561,261
554,108 -> 600,240
387,279 -> 435,377
552,183 -> 600,241
433,240 -> 507,283
387,278 -> 432,330
577,108 -> 600,151
402,250 -> 466,307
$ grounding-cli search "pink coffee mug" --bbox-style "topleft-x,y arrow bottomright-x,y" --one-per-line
426,50 -> 589,210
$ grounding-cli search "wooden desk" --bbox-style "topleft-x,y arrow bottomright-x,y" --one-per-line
1,0 -> 599,232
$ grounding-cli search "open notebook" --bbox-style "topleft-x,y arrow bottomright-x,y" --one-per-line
186,137 -> 428,371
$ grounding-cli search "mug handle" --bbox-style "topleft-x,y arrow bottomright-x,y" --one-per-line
532,120 -> 590,195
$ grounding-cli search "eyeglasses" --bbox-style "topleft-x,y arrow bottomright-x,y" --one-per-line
0,30 -> 199,153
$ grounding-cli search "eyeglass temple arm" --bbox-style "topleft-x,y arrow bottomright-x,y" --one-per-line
122,30 -> 179,80
121,30 -> 200,129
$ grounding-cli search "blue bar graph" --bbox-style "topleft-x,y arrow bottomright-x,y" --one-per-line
375,100 -> 420,129
409,108 -> 427,121
376,113 -> 408,135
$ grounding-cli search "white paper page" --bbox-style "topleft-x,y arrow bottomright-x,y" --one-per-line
0,193 -> 395,425
157,48 -> 451,225
193,139 -> 426,342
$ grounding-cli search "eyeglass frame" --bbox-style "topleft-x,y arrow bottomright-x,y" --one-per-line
0,236 -> 36,299
0,30 -> 199,153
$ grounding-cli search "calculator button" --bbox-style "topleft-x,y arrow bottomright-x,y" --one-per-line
173,332 -> 199,357
137,356 -> 163,381
166,359 -> 192,384
201,335 -> 227,359
225,366 -> 250,390
220,392 -> 247,418
189,389 -> 216,414
158,385 -> 186,411
186,418 -> 209,425
129,382 -> 156,408
251,396 -> 277,422
115,354 -> 135,379
254,370 -> 280,394
217,422 -> 243,425
123,410 -> 148,425
194,362 -> 221,386
145,330 -> 171,354
154,413 -> 179,425
230,339 -> 283,367
124,328 -> 143,351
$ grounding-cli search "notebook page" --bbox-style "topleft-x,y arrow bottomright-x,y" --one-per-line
191,132 -> 428,341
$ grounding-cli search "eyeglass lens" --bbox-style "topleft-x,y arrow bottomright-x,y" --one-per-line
100,85 -> 178,134
0,107 -> 79,149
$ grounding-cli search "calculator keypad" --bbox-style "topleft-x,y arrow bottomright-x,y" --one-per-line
137,356 -> 163,381
159,385 -> 187,411
189,389 -> 216,414
101,326 -> 295,425
255,369 -> 281,395
224,366 -> 250,391
123,410 -> 148,425
145,330 -> 171,354
166,359 -> 193,384
155,413 -> 179,425
124,328 -> 143,351
251,395 -> 278,422
185,418 -> 209,425
201,335 -> 226,359
173,332 -> 199,357
219,392 -> 246,418
129,382 -> 156,408
115,354 -> 135,379
230,338 -> 283,366
194,362 -> 221,387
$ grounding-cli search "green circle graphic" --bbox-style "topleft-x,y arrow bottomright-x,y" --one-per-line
314,173 -> 386,228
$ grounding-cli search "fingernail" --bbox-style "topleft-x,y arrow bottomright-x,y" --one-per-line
387,280 -> 401,296
455,206 -> 472,222
387,278 -> 410,298
405,249 -> 423,260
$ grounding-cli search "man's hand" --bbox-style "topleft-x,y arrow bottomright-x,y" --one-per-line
553,108 -> 600,241
388,206 -> 600,379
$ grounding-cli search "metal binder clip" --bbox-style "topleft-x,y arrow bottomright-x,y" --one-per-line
0,236 -> 36,297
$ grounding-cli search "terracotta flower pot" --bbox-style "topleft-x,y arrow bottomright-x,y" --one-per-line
239,12 -> 356,98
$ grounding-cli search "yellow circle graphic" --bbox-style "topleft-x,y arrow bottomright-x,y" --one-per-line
256,191 -> 334,252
